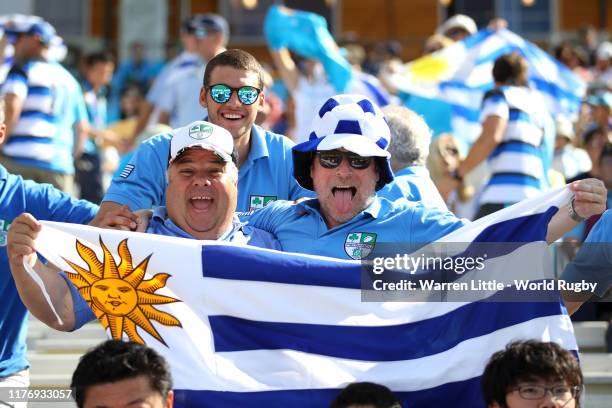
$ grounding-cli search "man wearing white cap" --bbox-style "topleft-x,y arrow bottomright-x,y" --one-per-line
242,94 -> 607,260
6,120 -> 279,331
435,14 -> 477,42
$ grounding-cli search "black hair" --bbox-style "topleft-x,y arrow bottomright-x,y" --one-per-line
584,126 -> 606,146
71,340 -> 173,408
330,382 -> 402,408
84,51 -> 115,67
481,340 -> 583,408
492,53 -> 529,86
203,49 -> 264,90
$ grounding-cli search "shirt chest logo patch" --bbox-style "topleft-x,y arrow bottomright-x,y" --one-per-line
0,219 -> 12,247
249,195 -> 277,210
188,123 -> 213,139
344,232 -> 377,260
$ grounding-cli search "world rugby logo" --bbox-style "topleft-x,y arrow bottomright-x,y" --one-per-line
188,124 -> 213,140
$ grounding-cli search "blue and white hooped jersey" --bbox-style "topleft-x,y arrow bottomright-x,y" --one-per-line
480,86 -> 548,205
1,60 -> 87,174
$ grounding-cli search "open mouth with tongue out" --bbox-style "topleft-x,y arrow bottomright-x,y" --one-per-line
332,186 -> 357,213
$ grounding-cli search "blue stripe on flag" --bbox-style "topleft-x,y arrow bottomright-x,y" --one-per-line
359,78 -> 389,107
490,142 -> 540,159
488,174 -> 542,189
451,104 -> 480,122
208,300 -> 563,361
202,245 -> 363,289
474,44 -> 519,65
174,374 -> 487,408
530,77 -> 582,108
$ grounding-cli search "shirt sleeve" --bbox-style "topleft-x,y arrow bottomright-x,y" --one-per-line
480,92 -> 509,122
156,72 -> 178,114
58,272 -> 96,330
72,81 -> 89,122
25,180 -> 99,223
1,64 -> 28,99
240,201 -> 289,235
409,205 -> 467,243
103,135 -> 170,210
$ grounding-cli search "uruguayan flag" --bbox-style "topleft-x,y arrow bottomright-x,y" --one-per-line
32,187 -> 576,407
387,28 -> 586,148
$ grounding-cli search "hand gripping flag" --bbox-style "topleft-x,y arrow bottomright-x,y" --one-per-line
31,187 -> 576,407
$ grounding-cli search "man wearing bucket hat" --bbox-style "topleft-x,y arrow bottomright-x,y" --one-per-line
242,94 -> 607,260
0,16 -> 88,192
7,120 -> 280,331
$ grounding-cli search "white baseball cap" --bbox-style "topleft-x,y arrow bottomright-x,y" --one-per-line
169,120 -> 234,165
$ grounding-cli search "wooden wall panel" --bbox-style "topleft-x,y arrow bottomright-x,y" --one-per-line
190,0 -> 218,14
560,0 -> 602,31
340,0 -> 438,61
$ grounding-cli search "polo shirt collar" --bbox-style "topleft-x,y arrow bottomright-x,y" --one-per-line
247,125 -> 270,162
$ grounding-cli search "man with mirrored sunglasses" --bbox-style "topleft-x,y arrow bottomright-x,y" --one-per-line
241,94 -> 606,260
93,49 -> 310,226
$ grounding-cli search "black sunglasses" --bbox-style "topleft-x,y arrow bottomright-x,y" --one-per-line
207,84 -> 261,105
316,151 -> 373,170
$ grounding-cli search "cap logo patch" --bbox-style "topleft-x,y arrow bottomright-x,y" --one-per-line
188,124 -> 213,140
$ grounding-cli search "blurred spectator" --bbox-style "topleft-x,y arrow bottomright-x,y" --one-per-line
71,340 -> 174,408
0,17 -> 89,193
112,41 -> 159,97
157,13 -> 228,128
428,134 -> 475,219
362,40 -> 403,77
422,34 -> 453,55
330,382 -> 402,408
76,51 -> 117,204
131,15 -> 206,141
590,41 -> 612,91
455,53 -> 550,219
552,115 -> 591,180
435,14 -> 477,42
378,105 -> 448,210
554,41 -> 591,81
577,24 -> 598,67
585,91 -> 611,131
481,340 -> 583,408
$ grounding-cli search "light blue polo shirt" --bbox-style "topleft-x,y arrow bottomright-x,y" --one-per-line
104,124 -> 310,212
0,165 -> 98,378
562,210 -> 612,297
242,197 -> 466,260
378,166 -> 448,211
65,206 -> 281,329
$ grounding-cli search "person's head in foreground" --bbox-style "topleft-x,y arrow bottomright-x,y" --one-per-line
292,94 -> 394,228
481,340 -> 583,408
166,120 -> 238,240
493,52 -> 529,87
330,382 -> 403,408
71,340 -> 173,408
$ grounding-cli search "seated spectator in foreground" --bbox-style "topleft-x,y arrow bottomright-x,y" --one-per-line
71,340 -> 173,408
330,382 -> 402,408
481,340 -> 583,408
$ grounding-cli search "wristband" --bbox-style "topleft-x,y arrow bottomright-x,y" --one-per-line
567,198 -> 585,223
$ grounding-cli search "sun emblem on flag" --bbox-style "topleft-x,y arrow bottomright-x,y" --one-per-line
62,237 -> 181,346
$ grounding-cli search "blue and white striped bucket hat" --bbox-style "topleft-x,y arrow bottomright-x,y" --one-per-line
292,94 -> 394,191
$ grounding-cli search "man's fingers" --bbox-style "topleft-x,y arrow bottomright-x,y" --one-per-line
574,190 -> 606,204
